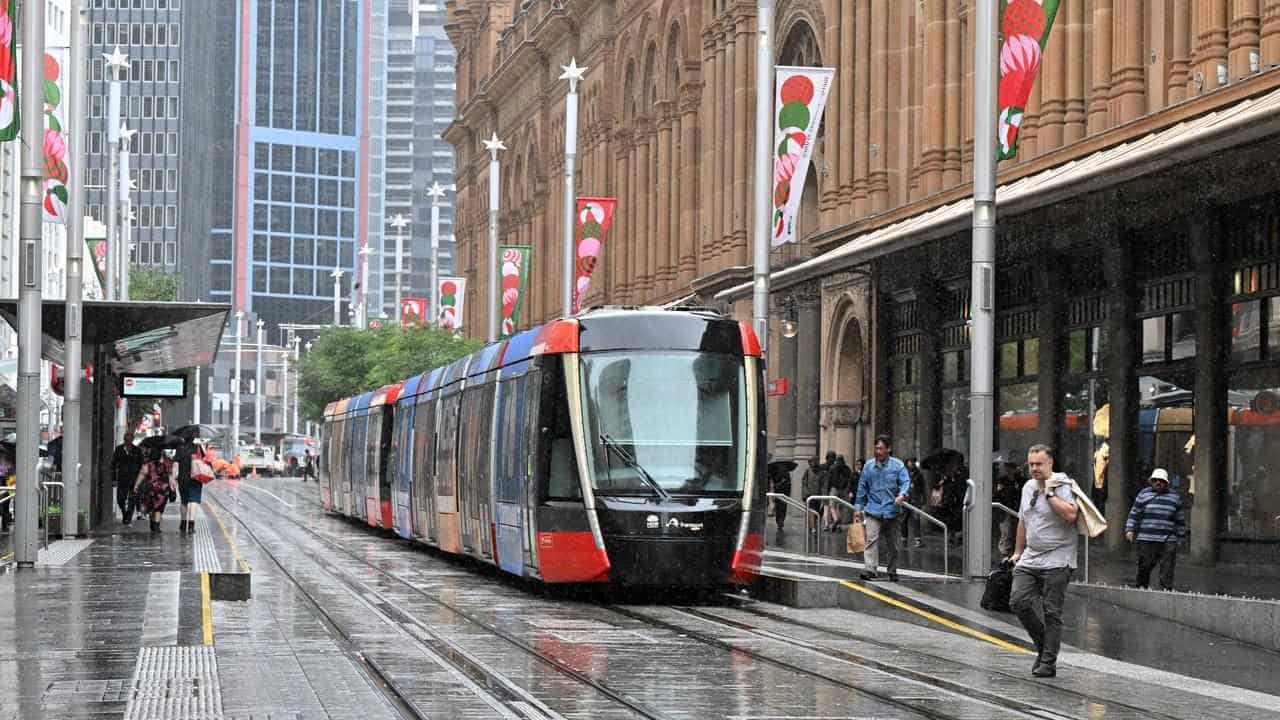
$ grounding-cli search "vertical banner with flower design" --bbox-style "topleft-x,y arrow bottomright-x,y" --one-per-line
997,0 -> 1062,160
400,296 -> 427,327
86,238 -> 108,296
771,66 -> 833,248
437,277 -> 467,331
498,245 -> 531,338
572,198 -> 616,314
43,47 -> 69,223
0,1 -> 16,141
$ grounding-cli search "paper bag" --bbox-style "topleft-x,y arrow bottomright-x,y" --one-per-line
846,521 -> 867,553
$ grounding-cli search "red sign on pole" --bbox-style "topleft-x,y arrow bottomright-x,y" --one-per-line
767,378 -> 789,397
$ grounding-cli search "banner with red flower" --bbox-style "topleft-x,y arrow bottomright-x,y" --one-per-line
572,197 -> 616,314
42,47 -> 69,223
772,66 -> 833,247
437,276 -> 466,331
400,296 -> 427,327
0,1 -> 15,142
86,237 -> 107,297
997,0 -> 1062,160
499,245 -> 530,338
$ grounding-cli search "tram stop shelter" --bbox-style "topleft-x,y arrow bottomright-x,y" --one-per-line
0,299 -> 230,530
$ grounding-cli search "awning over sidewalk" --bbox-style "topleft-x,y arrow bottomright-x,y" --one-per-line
0,299 -> 232,374
719,85 -> 1280,300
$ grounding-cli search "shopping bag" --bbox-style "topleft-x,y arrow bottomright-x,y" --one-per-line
192,457 -> 216,485
846,521 -> 867,554
1069,478 -> 1108,538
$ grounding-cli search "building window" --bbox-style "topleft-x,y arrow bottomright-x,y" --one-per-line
92,59 -> 103,82
156,61 -> 166,83
168,132 -> 177,155
144,23 -> 154,46
166,205 -> 176,228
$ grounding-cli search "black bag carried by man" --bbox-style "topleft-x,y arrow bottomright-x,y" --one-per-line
981,559 -> 1014,612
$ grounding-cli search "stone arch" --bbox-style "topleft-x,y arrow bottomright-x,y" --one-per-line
643,42 -> 660,108
664,22 -> 682,101
823,292 -> 866,461
622,60 -> 638,120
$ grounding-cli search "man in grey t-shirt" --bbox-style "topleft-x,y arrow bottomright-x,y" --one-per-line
1010,444 -> 1078,679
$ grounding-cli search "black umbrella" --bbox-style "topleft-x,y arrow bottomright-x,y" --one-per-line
921,448 -> 965,472
767,459 -> 798,475
173,424 -> 221,440
139,434 -> 185,450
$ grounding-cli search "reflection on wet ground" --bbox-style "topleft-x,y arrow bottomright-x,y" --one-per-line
0,475 -> 1276,719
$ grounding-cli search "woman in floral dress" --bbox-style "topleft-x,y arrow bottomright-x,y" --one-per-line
133,446 -> 177,534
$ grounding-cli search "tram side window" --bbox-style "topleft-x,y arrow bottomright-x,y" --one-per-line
413,398 -> 434,484
379,408 -> 395,492
538,359 -> 582,501
367,411 -> 381,488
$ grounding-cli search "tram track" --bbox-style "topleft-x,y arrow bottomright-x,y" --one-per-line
215,485 -> 673,720
246,482 -> 1064,720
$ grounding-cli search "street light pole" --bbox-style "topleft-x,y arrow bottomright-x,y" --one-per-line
425,182 -> 449,327
13,0 -> 46,566
559,59 -> 586,317
330,267 -> 345,326
358,246 -> 376,329
62,0 -> 89,538
291,337 -> 301,434
389,213 -> 409,325
255,319 -> 264,445
301,341 -> 311,435
281,333 -> 291,436
118,124 -> 136,300
103,47 -> 126,300
752,0 -> 775,355
967,0 -> 998,579
482,133 -> 505,342
232,311 -> 244,461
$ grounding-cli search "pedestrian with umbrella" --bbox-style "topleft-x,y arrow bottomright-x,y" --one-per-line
110,431 -> 144,526
133,435 -> 181,534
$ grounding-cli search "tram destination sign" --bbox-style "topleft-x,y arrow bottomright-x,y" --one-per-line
120,373 -> 187,399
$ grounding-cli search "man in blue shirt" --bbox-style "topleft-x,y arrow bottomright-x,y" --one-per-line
1125,468 -> 1188,590
854,435 -> 912,581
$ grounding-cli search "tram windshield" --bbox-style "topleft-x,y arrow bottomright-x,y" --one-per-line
580,351 -> 749,496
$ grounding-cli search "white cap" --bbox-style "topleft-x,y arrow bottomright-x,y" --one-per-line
1150,468 -> 1170,483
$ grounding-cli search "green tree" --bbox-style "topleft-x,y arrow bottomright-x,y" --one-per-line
128,265 -> 180,301
297,325 -> 482,422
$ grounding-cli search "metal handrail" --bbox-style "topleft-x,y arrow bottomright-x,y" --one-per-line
994,502 -> 1018,519
767,493 -> 820,555
900,501 -> 950,578
806,494 -> 857,558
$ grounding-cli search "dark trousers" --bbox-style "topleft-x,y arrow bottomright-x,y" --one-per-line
774,497 -> 788,528
1135,540 -> 1178,590
116,483 -> 135,524
1010,565 -> 1072,667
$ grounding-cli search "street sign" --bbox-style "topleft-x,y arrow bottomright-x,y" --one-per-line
767,378 -> 789,397
120,373 -> 187,399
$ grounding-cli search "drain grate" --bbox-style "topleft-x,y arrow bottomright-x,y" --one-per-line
194,507 -> 223,573
36,538 -> 94,566
123,646 -> 224,720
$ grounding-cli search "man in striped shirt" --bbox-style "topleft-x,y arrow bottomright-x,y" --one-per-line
1124,468 -> 1188,590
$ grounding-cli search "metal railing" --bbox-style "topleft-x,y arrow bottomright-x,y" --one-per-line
766,492 -> 820,555
40,479 -> 64,551
804,495 -> 855,557
899,500 -> 950,578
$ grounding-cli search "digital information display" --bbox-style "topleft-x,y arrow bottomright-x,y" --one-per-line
120,374 -> 187,398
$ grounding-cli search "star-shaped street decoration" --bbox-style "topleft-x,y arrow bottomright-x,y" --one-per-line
388,213 -> 410,230
559,57 -> 587,89
119,123 -> 138,144
102,46 -> 129,69
127,178 -> 138,191
329,267 -> 345,279
482,132 -> 506,153
425,181 -> 447,200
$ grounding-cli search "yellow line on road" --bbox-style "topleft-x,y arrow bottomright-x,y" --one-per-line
201,572 -> 214,646
0,551 -> 12,563
839,580 -> 1033,654
206,502 -> 251,574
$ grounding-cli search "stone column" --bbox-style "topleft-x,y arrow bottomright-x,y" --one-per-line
733,13 -> 750,256
1036,249 -> 1064,451
794,284 -> 823,462
839,2 -> 855,222
1262,0 -> 1280,67
916,281 -> 942,461
638,126 -> 652,295
1112,0 -> 1147,122
870,0 -> 890,211
1228,0 -> 1261,81
662,108 -> 676,287
721,23 -> 735,256
1170,0 -> 1193,104
1104,236 -> 1139,554
824,0 -> 844,216
1064,0 -> 1088,142
622,136 -> 635,300
854,0 -> 871,217
1039,0 -> 1067,152
1089,1 -> 1114,134
922,0 -> 945,195
680,86 -> 699,286
943,0 -> 962,185
1193,0 -> 1231,93
1191,212 -> 1227,564
708,30 -> 724,262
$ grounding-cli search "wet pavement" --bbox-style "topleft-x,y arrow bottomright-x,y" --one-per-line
0,475 -> 1275,719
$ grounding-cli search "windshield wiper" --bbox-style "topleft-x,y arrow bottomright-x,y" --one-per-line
598,432 -> 670,501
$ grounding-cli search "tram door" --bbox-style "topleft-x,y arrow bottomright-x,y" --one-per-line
494,373 -> 529,576
392,402 -> 414,538
412,395 -> 438,544
458,381 -> 496,559
435,390 -> 462,553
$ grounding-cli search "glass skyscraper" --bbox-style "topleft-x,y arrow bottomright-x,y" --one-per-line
195,0 -> 383,336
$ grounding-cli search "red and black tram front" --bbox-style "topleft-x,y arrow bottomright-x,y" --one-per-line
543,309 -> 767,587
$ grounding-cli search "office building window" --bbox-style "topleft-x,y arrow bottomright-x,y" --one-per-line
90,96 -> 102,117
140,206 -> 151,227
166,206 -> 177,228
169,60 -> 178,82
92,59 -> 102,82
156,61 -> 166,83
142,97 -> 153,118
141,133 -> 152,155
140,168 -> 151,190
167,169 -> 177,192
143,59 -> 153,82
156,24 -> 167,46
144,23 -> 154,46
168,132 -> 177,154
169,97 -> 178,118
170,24 -> 179,45
130,59 -> 139,81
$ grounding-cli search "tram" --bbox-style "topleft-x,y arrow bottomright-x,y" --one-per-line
320,307 -> 767,587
